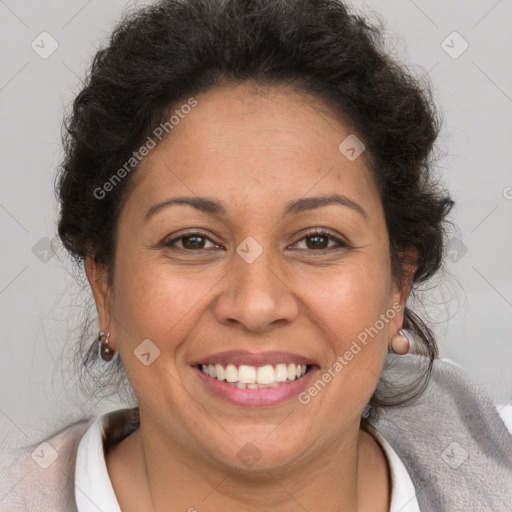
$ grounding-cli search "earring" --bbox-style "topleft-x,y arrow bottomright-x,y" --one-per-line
94,331 -> 115,361
389,329 -> 410,355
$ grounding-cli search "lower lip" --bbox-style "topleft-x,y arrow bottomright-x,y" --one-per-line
192,365 -> 320,407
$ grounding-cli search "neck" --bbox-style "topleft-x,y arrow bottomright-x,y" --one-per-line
106,413 -> 390,512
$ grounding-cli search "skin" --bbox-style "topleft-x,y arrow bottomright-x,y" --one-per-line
86,81 -> 415,512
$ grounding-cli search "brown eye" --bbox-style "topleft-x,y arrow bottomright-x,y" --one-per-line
305,234 -> 330,250
292,229 -> 349,251
181,235 -> 207,249
163,232 -> 221,250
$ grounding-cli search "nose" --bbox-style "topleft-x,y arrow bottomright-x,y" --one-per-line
213,249 -> 300,333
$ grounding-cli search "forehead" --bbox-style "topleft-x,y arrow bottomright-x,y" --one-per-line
123,81 -> 381,219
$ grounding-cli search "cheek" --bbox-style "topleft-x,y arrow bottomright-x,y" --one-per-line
109,256 -> 217,402
112,242 -> 393,346
297,254 -> 393,400
301,254 -> 392,336
110,251 -> 216,349
294,269 -> 392,422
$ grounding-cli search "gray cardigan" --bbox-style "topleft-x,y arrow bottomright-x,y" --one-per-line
1,354 -> 511,511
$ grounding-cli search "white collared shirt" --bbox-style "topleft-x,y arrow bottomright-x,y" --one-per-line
74,411 -> 420,512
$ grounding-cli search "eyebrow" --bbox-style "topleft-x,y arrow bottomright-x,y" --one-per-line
283,193 -> 367,221
144,193 -> 367,222
144,196 -> 227,221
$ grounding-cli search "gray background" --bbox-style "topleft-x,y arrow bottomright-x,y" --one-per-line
1,0 -> 511,448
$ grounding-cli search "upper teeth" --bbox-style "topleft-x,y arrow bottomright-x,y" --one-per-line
201,363 -> 307,384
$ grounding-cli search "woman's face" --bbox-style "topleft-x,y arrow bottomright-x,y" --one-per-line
89,81 -> 407,471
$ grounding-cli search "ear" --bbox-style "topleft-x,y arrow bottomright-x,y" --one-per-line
398,245 -> 417,300
389,246 -> 418,331
85,255 -> 117,350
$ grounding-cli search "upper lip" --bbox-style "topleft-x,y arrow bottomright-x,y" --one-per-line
189,350 -> 319,367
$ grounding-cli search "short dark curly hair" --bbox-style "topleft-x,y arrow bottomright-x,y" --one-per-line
55,0 -> 454,414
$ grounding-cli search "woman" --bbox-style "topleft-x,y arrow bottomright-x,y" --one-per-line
1,0 -> 511,510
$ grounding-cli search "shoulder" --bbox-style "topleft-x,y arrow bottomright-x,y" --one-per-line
371,354 -> 512,512
375,354 -> 511,444
0,415 -> 96,512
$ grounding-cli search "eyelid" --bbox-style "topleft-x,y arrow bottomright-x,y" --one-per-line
162,229 -> 223,249
289,228 -> 350,250
160,228 -> 350,251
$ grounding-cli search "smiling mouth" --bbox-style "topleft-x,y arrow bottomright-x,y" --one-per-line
194,362 -> 314,389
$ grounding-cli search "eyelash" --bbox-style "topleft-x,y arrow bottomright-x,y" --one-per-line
162,229 -> 349,252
